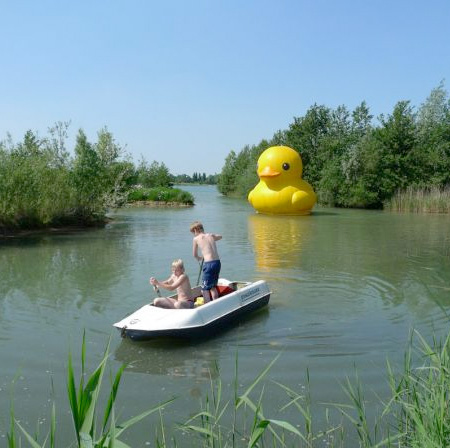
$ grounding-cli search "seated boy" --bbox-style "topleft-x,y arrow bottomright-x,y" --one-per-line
150,259 -> 194,309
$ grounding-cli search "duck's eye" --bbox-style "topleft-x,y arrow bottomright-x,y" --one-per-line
282,163 -> 290,171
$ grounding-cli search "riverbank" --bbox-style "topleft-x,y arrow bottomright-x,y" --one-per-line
126,200 -> 193,207
0,219 -> 110,238
0,185 -> 194,235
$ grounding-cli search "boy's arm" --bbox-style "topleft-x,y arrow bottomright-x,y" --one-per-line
212,234 -> 222,241
166,274 -> 187,290
158,275 -> 175,290
193,238 -> 202,262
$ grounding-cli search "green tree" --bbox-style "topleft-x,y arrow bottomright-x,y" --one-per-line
72,129 -> 104,217
46,121 -> 71,167
415,82 -> 450,186
149,161 -> 171,187
377,101 -> 417,195
352,101 -> 373,136
344,132 -> 384,208
217,150 -> 237,195
136,159 -> 171,188
285,104 -> 332,186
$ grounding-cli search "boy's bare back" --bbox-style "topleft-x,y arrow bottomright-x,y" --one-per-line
193,232 -> 221,262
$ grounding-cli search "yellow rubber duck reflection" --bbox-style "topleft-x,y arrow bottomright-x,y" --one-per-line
248,214 -> 312,272
248,145 -> 316,215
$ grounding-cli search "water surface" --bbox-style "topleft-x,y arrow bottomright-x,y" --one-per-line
1,185 -> 450,445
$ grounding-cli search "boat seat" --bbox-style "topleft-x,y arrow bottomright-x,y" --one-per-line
217,285 -> 234,297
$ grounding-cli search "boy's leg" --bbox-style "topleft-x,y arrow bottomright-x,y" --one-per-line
153,297 -> 177,308
210,287 -> 219,300
202,289 -> 212,303
174,300 -> 194,309
201,261 -> 212,302
209,260 -> 221,300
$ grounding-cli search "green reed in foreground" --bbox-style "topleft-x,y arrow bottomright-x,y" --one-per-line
386,331 -> 450,446
179,354 -> 337,447
6,328 -> 450,447
8,332 -> 173,448
178,328 -> 450,447
385,186 -> 450,213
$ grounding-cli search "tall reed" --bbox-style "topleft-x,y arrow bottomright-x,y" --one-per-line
330,329 -> 450,447
179,354 -> 343,447
385,186 -> 450,213
386,330 -> 450,446
7,332 -> 174,448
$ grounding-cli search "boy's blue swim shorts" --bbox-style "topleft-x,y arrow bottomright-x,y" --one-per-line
201,260 -> 221,291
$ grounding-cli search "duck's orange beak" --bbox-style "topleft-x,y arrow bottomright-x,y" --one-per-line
259,166 -> 280,178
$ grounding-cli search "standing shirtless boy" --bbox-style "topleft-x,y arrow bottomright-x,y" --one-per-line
190,221 -> 222,302
150,259 -> 194,308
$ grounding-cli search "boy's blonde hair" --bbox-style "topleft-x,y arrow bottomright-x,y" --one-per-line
171,259 -> 185,272
190,221 -> 204,233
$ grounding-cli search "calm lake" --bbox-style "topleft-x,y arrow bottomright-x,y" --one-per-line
1,185 -> 450,446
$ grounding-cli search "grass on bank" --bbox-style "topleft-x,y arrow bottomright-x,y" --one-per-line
385,186 -> 450,213
6,328 -> 450,447
127,186 -> 194,205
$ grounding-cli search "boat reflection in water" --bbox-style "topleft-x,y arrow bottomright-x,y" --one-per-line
248,213 -> 313,272
114,338 -> 220,380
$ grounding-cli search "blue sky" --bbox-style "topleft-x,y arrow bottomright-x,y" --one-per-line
1,0 -> 449,175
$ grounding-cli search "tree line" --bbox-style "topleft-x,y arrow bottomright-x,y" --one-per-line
0,123 -> 203,230
218,83 -> 450,209
172,172 -> 218,184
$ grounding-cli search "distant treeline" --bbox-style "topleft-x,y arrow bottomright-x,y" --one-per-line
218,83 -> 450,209
0,123 -> 199,230
173,172 -> 218,185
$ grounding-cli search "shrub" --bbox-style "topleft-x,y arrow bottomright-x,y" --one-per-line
127,187 -> 194,204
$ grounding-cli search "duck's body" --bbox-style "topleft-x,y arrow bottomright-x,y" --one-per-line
249,181 -> 316,215
248,146 -> 316,215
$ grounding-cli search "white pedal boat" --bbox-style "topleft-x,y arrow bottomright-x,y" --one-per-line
113,278 -> 271,340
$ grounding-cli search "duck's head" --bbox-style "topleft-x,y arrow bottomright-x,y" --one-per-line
257,146 -> 303,184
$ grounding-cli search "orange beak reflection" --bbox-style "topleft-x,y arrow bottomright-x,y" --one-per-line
259,166 -> 280,178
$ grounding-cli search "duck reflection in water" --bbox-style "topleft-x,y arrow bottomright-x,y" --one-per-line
248,214 -> 313,272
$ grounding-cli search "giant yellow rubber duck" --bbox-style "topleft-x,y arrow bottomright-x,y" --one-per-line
248,145 -> 316,215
